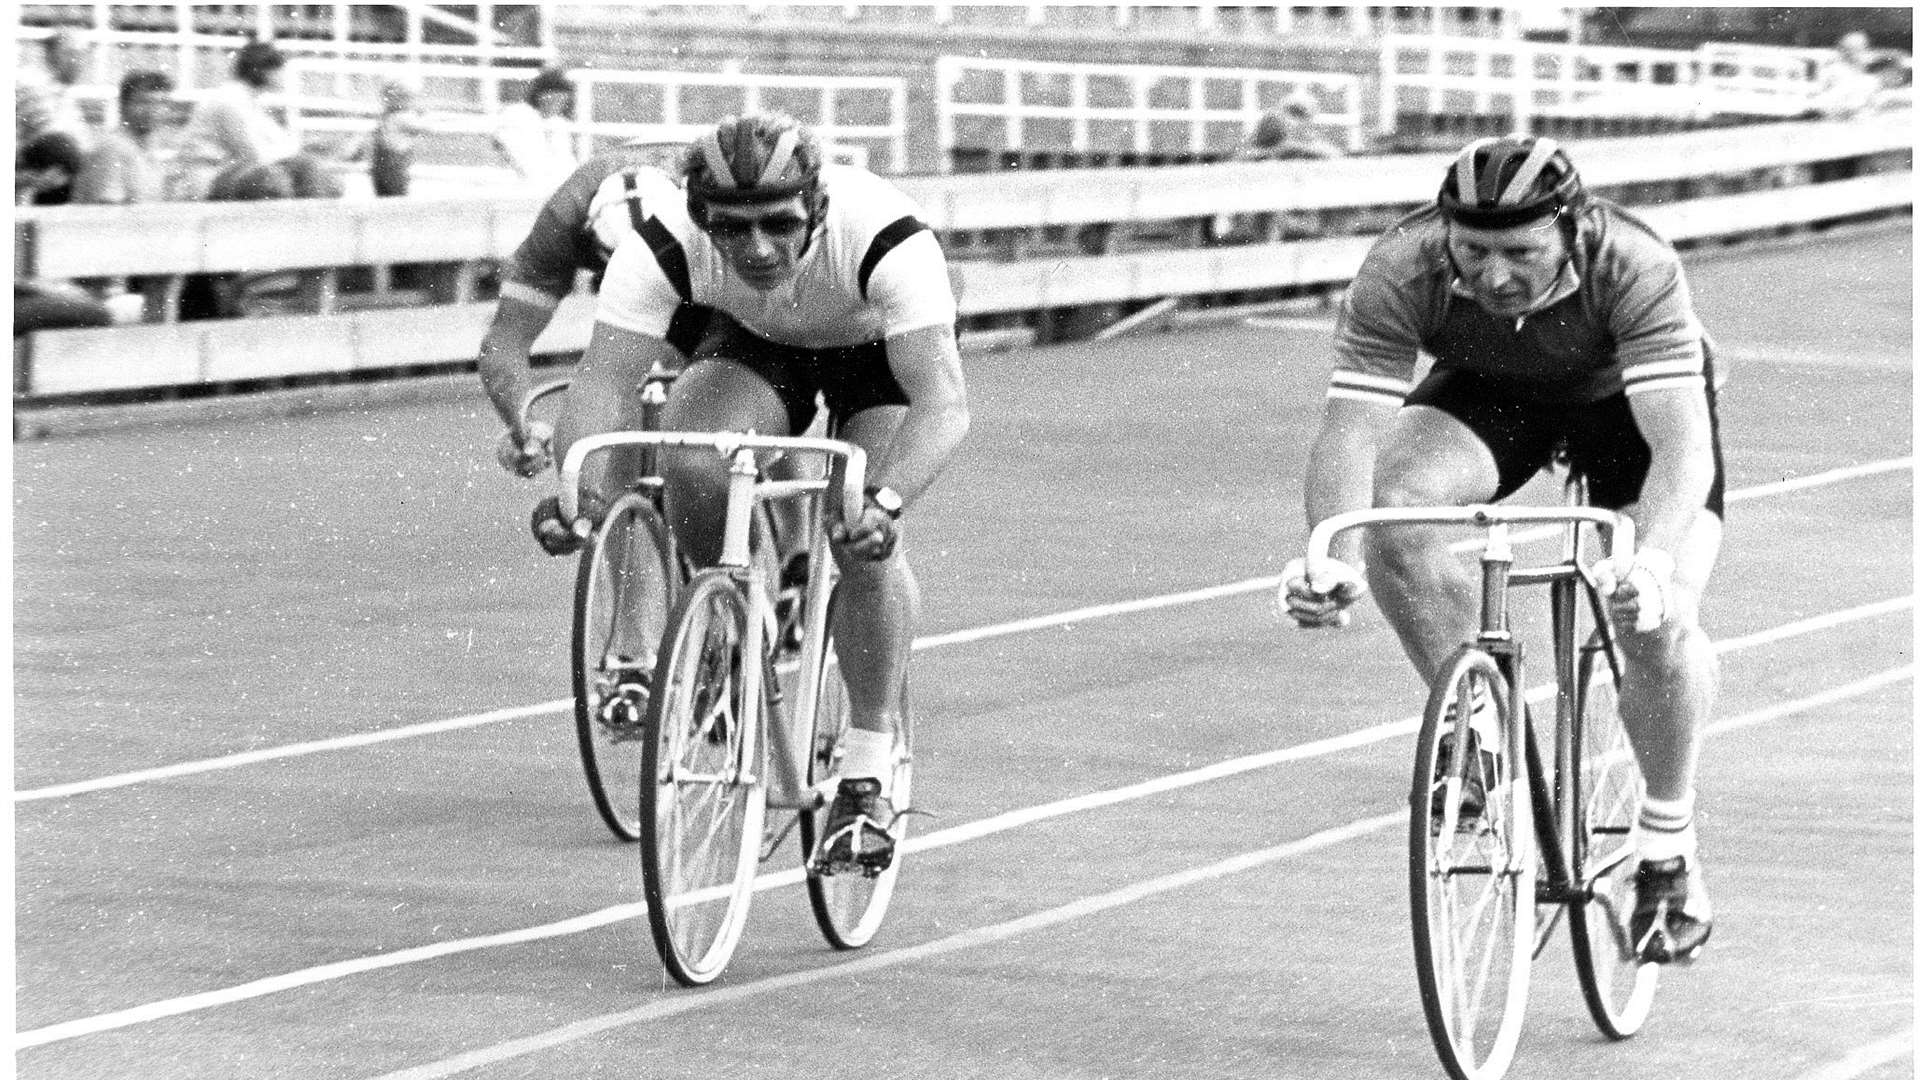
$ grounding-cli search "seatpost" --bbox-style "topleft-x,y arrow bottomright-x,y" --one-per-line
1479,518 -> 1515,639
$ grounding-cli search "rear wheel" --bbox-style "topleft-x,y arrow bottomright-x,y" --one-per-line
1410,646 -> 1535,1080
1568,632 -> 1660,1037
572,494 -> 677,842
800,614 -> 912,950
639,570 -> 766,986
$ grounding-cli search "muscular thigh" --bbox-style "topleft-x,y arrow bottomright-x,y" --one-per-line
1400,369 -> 1562,503
1375,404 -> 1504,507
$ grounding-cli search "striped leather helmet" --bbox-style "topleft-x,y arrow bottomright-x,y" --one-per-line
1437,134 -> 1586,229
683,112 -> 827,228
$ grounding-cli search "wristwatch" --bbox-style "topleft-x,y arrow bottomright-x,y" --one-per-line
864,485 -> 905,519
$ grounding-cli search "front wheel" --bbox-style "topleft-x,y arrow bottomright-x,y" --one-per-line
573,494 -> 678,843
1568,634 -> 1660,1038
639,570 -> 766,986
1409,646 -> 1535,1080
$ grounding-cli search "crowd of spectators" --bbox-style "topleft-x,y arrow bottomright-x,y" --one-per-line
13,28 -> 589,336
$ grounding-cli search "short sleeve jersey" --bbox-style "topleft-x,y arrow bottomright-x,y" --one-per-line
500,148 -> 678,308
1328,201 -> 1708,407
593,163 -> 957,351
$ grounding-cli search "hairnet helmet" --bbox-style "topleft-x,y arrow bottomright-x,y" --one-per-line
1437,134 -> 1585,229
683,112 -> 827,230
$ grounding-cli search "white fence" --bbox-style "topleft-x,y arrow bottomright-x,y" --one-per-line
936,56 -> 1366,167
15,112 -> 1910,399
1380,33 -> 1835,132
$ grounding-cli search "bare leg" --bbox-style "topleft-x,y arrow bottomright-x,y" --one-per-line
829,405 -> 916,739
1614,509 -> 1721,805
1364,405 -> 1503,683
656,360 -> 791,568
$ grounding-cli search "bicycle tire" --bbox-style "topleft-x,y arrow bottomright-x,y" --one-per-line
572,494 -> 678,843
639,569 -> 767,986
799,591 -> 912,950
1568,632 -> 1660,1038
1409,646 -> 1535,1080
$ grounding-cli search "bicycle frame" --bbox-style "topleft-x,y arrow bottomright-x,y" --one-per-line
560,430 -> 869,810
1307,503 -> 1636,907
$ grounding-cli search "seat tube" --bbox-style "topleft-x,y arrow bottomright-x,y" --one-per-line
719,448 -> 757,570
1479,522 -> 1516,639
637,377 -> 669,476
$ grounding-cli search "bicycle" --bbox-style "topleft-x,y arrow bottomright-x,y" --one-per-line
559,428 -> 914,986
1305,497 -> 1660,1080
521,368 -> 689,844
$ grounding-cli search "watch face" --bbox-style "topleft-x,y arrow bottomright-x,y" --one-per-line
869,486 -> 904,516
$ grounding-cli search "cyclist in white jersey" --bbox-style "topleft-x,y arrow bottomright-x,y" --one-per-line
538,113 -> 970,871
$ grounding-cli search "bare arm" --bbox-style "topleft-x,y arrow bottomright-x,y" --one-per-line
1302,396 -> 1397,564
1622,386 -> 1714,554
870,323 -> 970,508
477,292 -> 563,437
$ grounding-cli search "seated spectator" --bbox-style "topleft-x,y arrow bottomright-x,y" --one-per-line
72,70 -> 178,205
172,37 -> 300,200
16,29 -> 93,152
1810,31 -> 1886,119
493,66 -> 579,190
17,131 -> 87,206
1211,92 -> 1346,245
1235,91 -> 1345,163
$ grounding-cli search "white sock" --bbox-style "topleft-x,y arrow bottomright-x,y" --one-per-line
1467,683 -> 1499,748
1637,791 -> 1699,862
838,727 -> 894,797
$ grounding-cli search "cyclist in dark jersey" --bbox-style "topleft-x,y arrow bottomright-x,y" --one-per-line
1281,134 -> 1722,965
477,142 -> 691,477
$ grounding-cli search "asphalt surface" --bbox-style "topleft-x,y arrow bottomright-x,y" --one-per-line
12,219 -> 1914,1080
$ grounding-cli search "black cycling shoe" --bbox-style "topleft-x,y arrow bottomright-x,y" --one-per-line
773,551 -> 810,659
814,777 -> 896,875
1432,730 -> 1497,829
1631,855 -> 1714,964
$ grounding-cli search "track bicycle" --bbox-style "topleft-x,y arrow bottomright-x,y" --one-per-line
560,429 -> 914,986
1306,498 -> 1660,1080
522,369 -> 691,843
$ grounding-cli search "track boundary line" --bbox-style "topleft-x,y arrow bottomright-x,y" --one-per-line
15,458 -> 1912,804
376,667 -> 1916,1078
15,609 -> 1912,1051
1793,1030 -> 1915,1080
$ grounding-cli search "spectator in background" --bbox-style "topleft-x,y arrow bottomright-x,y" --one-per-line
363,79 -> 432,197
16,29 -> 93,151
493,66 -> 579,190
1211,90 -> 1346,246
72,71 -> 178,205
16,131 -> 87,206
1810,31 -> 1884,119
1235,91 -> 1344,163
173,37 -> 300,200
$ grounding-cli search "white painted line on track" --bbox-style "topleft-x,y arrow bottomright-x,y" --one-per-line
369,667 -> 1920,1079
14,458 -> 1913,805
15,604 -> 1911,1052
1793,1030 -> 1915,1080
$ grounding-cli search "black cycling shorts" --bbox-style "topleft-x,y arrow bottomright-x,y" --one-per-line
1404,364 -> 1726,518
689,312 -> 910,434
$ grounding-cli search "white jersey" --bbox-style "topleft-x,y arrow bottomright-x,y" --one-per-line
594,164 -> 957,351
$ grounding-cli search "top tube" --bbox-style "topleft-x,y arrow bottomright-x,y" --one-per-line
558,430 -> 868,529
1306,505 -> 1635,568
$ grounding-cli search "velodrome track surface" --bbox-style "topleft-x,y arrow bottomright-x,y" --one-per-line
13,221 -> 1914,1079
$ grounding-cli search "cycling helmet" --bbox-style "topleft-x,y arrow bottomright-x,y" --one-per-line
683,112 -> 827,229
1437,134 -> 1585,229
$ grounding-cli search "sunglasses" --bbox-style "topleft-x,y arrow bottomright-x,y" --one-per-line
704,212 -> 811,242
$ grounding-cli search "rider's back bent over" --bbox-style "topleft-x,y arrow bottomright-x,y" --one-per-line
1281,134 -> 1723,964
549,112 -> 970,871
